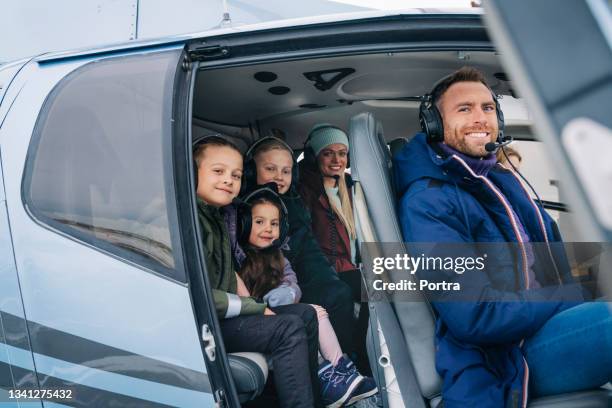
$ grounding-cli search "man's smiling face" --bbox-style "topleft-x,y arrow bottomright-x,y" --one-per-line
438,81 -> 499,157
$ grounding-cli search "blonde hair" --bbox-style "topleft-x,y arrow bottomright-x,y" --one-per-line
496,145 -> 522,166
252,138 -> 293,160
325,175 -> 356,240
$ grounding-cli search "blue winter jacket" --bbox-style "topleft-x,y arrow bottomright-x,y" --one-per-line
393,134 -> 582,408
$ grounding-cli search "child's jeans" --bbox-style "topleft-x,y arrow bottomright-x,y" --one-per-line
220,303 -> 319,408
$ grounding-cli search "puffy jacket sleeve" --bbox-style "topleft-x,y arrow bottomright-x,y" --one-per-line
280,256 -> 302,303
399,184 -> 575,346
212,290 -> 266,318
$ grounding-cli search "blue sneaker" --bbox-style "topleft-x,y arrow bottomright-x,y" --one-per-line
335,357 -> 378,406
345,376 -> 378,406
335,356 -> 358,376
318,358 -> 363,408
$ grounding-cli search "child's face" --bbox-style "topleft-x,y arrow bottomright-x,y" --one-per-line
249,202 -> 280,248
196,145 -> 242,207
254,149 -> 293,194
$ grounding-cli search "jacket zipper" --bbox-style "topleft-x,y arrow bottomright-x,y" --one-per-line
501,164 -> 563,285
451,156 -> 530,288
452,156 -> 531,408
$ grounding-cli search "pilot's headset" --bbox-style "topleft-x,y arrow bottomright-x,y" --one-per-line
193,134 -> 243,191
419,74 -> 505,145
303,124 -> 350,168
236,183 -> 290,251
243,136 -> 299,193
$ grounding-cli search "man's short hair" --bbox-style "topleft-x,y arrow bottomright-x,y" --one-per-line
431,66 -> 493,108
193,135 -> 241,168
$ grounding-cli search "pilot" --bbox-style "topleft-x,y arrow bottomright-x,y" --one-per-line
393,66 -> 612,407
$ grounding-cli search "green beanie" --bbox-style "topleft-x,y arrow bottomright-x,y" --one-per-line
307,124 -> 349,157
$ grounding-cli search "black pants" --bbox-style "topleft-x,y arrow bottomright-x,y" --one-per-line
339,269 -> 371,376
220,304 -> 319,408
271,304 -> 321,407
300,277 -> 354,355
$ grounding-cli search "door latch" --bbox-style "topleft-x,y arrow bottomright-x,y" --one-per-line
201,324 -> 216,362
189,45 -> 230,61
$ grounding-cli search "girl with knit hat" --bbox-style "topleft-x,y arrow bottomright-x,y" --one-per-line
298,124 -> 370,375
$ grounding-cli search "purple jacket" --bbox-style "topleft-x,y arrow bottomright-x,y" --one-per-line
223,204 -> 302,302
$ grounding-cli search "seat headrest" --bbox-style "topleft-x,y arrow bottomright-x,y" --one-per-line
389,137 -> 408,158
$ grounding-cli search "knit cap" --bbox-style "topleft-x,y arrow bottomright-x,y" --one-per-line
307,124 -> 349,157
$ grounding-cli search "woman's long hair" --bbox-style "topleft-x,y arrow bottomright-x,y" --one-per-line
238,198 -> 286,298
326,174 -> 356,240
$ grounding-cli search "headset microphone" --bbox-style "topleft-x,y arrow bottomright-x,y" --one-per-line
485,134 -> 514,153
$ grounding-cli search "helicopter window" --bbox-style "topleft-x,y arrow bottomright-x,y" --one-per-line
23,50 -> 185,281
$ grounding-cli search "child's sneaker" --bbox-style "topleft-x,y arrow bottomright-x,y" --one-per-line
335,355 -> 358,376
345,376 -> 378,406
318,358 -> 363,408
335,356 -> 378,406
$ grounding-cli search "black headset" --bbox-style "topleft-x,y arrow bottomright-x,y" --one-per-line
243,136 -> 299,193
236,183 -> 290,250
419,78 -> 505,144
303,124 -> 350,168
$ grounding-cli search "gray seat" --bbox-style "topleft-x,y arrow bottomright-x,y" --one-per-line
350,112 -> 440,408
228,352 -> 268,403
348,111 -> 611,408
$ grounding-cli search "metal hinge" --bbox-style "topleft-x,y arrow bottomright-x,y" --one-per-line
201,324 -> 216,362
182,54 -> 192,71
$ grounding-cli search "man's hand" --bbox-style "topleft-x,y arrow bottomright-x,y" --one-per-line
264,308 -> 276,316
263,286 -> 296,307
235,273 -> 251,297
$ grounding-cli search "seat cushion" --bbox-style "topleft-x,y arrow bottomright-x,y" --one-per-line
228,352 -> 268,403
528,389 -> 612,407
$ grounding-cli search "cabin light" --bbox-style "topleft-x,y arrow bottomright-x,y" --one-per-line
254,71 -> 278,83
268,86 -> 290,95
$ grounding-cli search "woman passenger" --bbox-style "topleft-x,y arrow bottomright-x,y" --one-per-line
298,124 -> 370,374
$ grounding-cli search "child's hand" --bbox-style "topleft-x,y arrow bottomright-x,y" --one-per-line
263,286 -> 296,307
264,308 -> 276,316
235,273 -> 251,297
